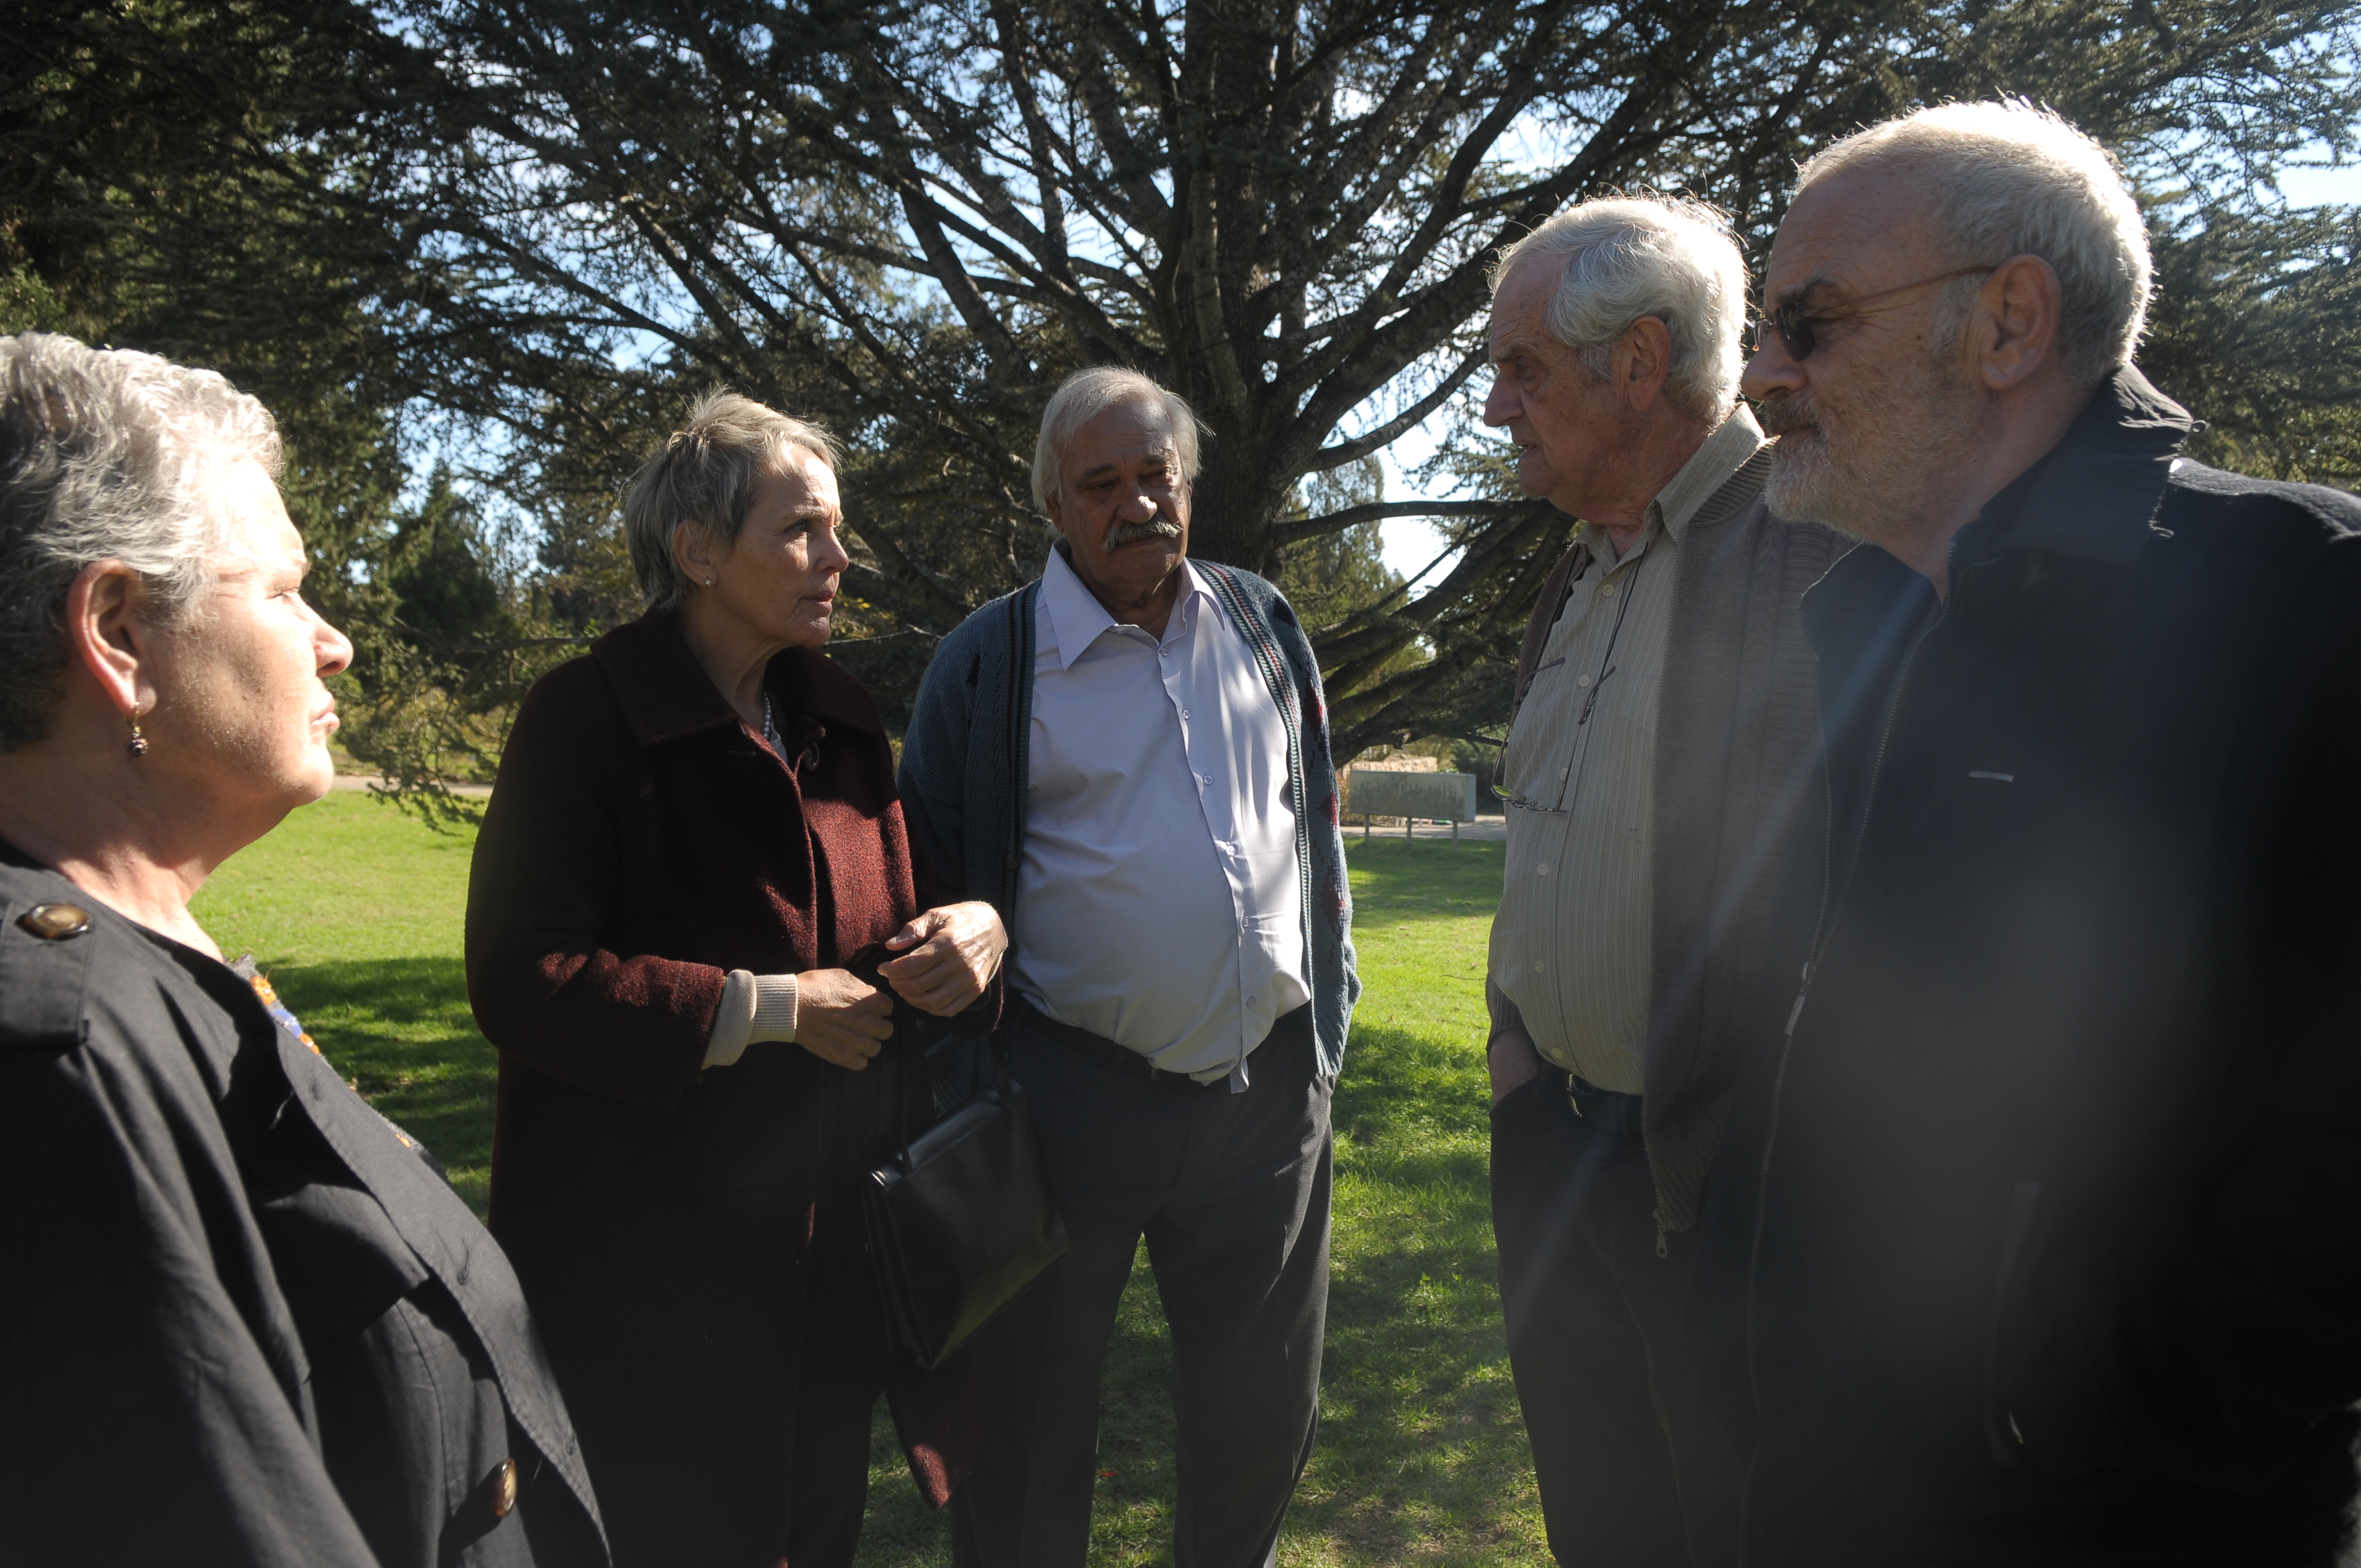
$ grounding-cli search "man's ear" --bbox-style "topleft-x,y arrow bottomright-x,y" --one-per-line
63,560 -> 153,720
1976,254 -> 2064,391
1619,315 -> 1673,412
1042,487 -> 1066,532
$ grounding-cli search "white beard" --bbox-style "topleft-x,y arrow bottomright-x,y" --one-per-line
1761,353 -> 1987,551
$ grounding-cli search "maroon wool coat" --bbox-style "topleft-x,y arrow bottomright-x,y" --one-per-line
465,611 -> 976,1567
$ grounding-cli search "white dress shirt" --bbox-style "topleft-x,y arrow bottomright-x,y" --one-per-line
1010,548 -> 1309,1084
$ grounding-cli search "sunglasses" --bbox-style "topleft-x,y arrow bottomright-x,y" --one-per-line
1754,265 -> 1997,361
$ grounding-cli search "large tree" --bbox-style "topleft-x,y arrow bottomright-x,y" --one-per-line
27,0 -> 2342,776
0,0 -> 535,818
2143,199 -> 2361,489
353,0 -> 2357,755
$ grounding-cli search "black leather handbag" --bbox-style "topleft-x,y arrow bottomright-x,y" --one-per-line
862,1033 -> 1069,1370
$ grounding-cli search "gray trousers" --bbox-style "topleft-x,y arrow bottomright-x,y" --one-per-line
949,1005 -> 1332,1568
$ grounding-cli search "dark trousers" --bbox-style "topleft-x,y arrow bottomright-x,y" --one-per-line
1490,1075 -> 1743,1568
951,1005 -> 1332,1568
782,1184 -> 887,1568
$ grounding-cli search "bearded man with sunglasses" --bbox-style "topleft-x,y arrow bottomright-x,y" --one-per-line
1477,195 -> 1846,1567
1694,101 -> 2361,1565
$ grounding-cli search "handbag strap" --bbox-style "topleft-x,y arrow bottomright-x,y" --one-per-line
891,1020 -> 1016,1172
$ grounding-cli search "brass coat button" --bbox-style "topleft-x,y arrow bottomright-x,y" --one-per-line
489,1456 -> 518,1518
18,903 -> 91,941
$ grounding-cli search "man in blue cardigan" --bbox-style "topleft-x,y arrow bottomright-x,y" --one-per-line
899,367 -> 1358,1568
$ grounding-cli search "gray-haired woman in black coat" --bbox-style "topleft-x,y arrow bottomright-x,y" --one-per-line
0,333 -> 606,1568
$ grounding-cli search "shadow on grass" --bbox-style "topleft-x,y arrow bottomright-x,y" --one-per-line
266,941 -> 1543,1564
1302,1021 -> 1542,1565
264,955 -> 499,1214
855,1016 -> 1543,1568
1341,839 -> 1506,930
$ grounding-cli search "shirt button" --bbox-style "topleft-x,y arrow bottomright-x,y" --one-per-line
488,1457 -> 519,1519
1600,583 -> 1617,597
1576,674 -> 1592,688
17,902 -> 91,940
1537,863 -> 1550,875
1533,960 -> 1546,972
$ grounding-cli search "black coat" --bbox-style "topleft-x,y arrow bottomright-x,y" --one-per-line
0,842 -> 606,1568
1698,369 -> 2361,1565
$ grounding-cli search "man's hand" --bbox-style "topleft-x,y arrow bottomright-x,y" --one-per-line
1488,1027 -> 1547,1105
795,968 -> 894,1070
878,901 -> 1008,1017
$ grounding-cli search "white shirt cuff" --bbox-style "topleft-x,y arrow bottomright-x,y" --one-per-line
705,971 -> 758,1068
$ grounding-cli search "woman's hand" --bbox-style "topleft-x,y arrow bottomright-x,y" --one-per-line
795,968 -> 894,1070
877,901 -> 1008,1017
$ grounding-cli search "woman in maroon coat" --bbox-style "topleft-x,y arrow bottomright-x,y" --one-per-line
466,393 -> 1003,1568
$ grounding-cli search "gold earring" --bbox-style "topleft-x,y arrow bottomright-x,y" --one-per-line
126,707 -> 149,759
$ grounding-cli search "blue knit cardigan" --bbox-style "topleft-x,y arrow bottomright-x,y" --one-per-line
896,556 -> 1360,1080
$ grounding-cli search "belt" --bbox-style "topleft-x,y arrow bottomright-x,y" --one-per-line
1549,1069 -> 1644,1139
1006,995 -> 1306,1093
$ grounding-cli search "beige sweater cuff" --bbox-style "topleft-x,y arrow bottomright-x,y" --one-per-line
751,973 -> 799,1043
704,971 -> 799,1068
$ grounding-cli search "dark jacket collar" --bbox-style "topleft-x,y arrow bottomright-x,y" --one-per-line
590,611 -> 886,748
1810,364 -> 2199,629
1802,368 -> 2196,663
1959,363 -> 2197,565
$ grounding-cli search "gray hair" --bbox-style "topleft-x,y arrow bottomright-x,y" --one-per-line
1490,195 -> 1748,424
0,333 -> 281,753
622,390 -> 844,612
1796,101 -> 2151,385
1031,367 -> 1205,511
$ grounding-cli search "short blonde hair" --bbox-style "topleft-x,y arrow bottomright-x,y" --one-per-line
1796,101 -> 2151,384
1491,194 -> 1748,423
1031,367 -> 1204,511
622,390 -> 842,611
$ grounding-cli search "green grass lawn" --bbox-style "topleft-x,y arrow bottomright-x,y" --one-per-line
191,794 -> 1543,1565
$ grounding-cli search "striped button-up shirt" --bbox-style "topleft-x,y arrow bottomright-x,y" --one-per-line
1488,406 -> 1767,1093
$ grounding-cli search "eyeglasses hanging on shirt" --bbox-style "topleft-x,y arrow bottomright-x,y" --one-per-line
1494,538 -> 1647,818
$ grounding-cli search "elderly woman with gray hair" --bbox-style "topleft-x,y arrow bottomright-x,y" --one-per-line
465,391 -> 1002,1568
0,334 -> 607,1565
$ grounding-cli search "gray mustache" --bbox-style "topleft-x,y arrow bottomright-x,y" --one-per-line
1104,516 -> 1183,552
1757,393 -> 1821,439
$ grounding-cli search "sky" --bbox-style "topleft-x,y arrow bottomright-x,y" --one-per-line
1373,158 -> 2361,586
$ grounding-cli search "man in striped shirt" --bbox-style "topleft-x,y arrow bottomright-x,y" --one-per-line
1481,197 -> 1844,1566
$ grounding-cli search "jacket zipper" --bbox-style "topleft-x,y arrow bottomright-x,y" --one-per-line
1738,574 -> 1950,1545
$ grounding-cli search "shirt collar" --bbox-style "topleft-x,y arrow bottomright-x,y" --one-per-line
1581,402 -> 1767,568
1039,543 -> 1214,671
1652,402 -> 1767,546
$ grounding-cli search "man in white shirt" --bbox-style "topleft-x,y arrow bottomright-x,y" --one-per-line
900,368 -> 1359,1568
